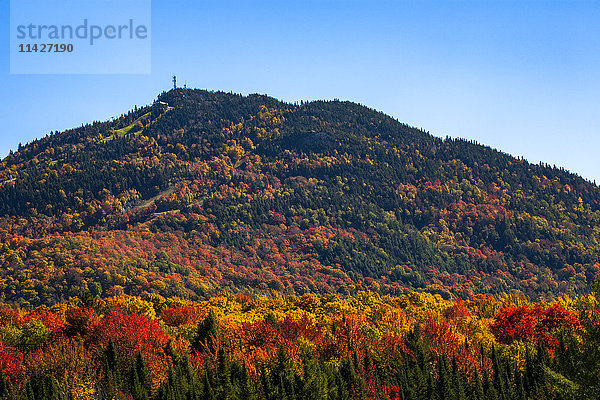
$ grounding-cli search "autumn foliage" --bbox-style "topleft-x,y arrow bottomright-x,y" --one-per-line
0,341 -> 25,385
2,89 -> 600,313
490,303 -> 579,345
0,290 -> 596,399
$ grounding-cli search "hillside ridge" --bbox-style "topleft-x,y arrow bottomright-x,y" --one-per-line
0,88 -> 599,307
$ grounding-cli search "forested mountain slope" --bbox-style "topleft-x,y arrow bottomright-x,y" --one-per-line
1,89 -> 599,306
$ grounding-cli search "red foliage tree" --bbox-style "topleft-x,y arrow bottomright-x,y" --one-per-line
64,307 -> 101,339
423,316 -> 491,377
23,310 -> 65,336
279,314 -> 323,343
0,307 -> 22,327
240,320 -> 280,349
0,341 -> 25,385
490,304 -> 579,346
160,305 -> 204,327
92,309 -> 169,386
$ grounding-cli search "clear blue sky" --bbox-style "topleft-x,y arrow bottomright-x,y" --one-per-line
2,1 -> 600,182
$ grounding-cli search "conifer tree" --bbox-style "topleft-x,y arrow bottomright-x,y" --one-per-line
131,351 -> 150,400
0,370 -> 8,398
194,310 -> 219,352
473,368 -> 484,400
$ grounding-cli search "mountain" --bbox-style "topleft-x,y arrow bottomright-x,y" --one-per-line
1,89 -> 599,307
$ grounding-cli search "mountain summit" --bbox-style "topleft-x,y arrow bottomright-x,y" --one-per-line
1,89 -> 598,306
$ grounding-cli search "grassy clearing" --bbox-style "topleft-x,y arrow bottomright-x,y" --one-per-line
101,106 -> 174,143
100,112 -> 152,143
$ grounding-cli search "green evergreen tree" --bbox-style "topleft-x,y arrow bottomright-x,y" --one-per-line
472,368 -> 484,400
25,375 -> 58,400
194,310 -> 219,353
202,370 -> 216,400
516,371 -> 526,400
490,346 -> 506,400
0,370 -> 8,398
437,356 -> 454,400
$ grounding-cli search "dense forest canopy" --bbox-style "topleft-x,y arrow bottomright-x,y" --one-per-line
1,290 -> 599,399
1,89 -> 600,307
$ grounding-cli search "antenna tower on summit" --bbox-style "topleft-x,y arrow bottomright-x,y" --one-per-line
172,75 -> 177,90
